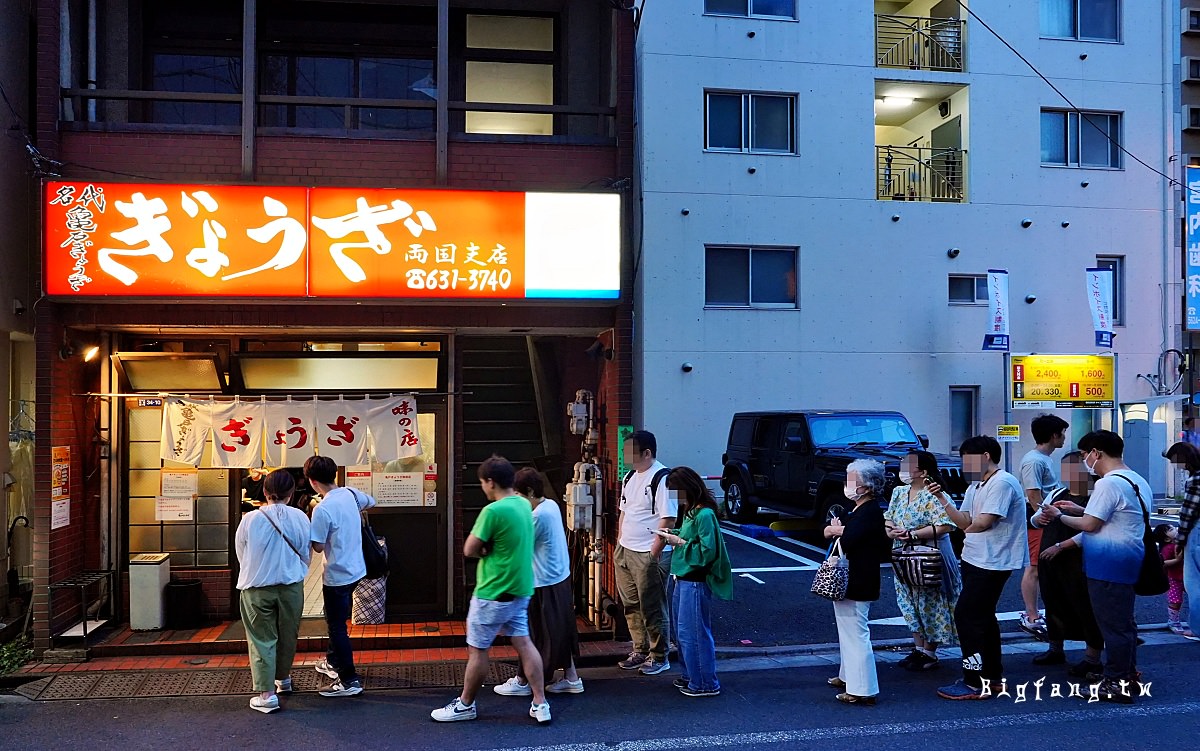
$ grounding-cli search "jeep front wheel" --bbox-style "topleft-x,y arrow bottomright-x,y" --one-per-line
723,480 -> 757,522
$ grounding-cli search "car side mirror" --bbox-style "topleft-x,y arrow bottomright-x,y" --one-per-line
785,436 -> 807,452
918,434 -> 930,449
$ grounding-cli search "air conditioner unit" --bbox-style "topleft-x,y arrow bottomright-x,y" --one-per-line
1186,57 -> 1200,83
1186,105 -> 1200,131
1185,7 -> 1200,34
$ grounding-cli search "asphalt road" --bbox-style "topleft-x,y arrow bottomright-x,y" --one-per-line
711,518 -> 1178,648
3,641 -> 1196,751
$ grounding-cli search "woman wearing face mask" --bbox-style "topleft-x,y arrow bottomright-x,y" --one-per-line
884,451 -> 961,671
823,459 -> 892,705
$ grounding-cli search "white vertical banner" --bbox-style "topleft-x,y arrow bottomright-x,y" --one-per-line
982,268 -> 1010,351
315,398 -> 372,466
159,397 -> 212,465
1085,267 -> 1114,348
264,398 -> 318,466
209,399 -> 266,468
367,394 -> 422,461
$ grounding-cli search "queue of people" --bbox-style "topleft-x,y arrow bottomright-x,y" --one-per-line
233,421 -> 1193,719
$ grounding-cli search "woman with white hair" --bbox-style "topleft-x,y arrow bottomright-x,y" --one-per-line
823,458 -> 891,705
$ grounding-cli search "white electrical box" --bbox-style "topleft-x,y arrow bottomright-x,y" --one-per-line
565,483 -> 594,531
129,553 -> 170,630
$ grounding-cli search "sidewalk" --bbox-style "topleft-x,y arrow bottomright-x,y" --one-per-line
10,623 -> 1193,700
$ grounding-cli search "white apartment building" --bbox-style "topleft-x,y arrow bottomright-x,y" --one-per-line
634,1 -> 1181,492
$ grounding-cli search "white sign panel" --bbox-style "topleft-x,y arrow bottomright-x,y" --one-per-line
374,472 -> 423,507
161,470 -> 199,498
346,465 -> 373,496
156,496 -> 195,521
51,499 -> 70,530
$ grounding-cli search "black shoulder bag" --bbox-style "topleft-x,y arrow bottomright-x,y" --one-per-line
1112,474 -> 1169,597
350,488 -> 389,580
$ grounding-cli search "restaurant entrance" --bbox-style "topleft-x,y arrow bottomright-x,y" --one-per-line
117,335 -> 451,620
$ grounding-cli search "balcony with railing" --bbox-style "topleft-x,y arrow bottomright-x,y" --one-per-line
875,81 -> 967,202
875,13 -> 965,72
876,145 -> 966,202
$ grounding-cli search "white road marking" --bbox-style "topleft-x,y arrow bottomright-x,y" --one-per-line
775,536 -> 831,557
720,527 -> 820,565
870,610 -> 1027,627
476,702 -> 1200,751
732,566 -> 814,573
739,573 -> 766,585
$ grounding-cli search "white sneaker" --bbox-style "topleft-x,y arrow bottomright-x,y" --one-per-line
493,676 -> 533,696
529,701 -> 552,724
274,677 -> 293,694
318,678 -> 362,697
314,659 -> 339,679
249,695 -> 280,714
431,698 -> 477,722
546,677 -> 585,694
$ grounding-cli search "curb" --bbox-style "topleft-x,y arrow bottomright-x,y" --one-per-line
713,622 -> 1175,660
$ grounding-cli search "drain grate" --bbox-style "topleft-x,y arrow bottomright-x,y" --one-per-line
15,662 -> 518,701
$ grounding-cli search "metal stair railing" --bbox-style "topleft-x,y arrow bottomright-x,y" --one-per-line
876,145 -> 966,202
875,14 -> 965,72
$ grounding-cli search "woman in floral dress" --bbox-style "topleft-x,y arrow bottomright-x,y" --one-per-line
884,450 -> 962,671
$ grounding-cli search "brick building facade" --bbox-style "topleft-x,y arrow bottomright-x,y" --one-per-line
29,0 -> 635,654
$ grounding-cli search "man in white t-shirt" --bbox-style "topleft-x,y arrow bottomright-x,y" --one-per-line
305,455 -> 376,699
614,430 -> 677,676
1038,430 -> 1148,705
936,436 -> 1029,701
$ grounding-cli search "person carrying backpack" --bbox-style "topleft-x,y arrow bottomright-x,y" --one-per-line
614,430 -> 677,676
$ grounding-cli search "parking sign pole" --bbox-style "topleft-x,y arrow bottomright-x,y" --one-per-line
1003,351 -> 1012,473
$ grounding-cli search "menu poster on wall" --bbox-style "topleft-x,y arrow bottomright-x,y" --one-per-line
346,466 -> 373,496
51,446 -> 70,499
374,473 -> 423,507
50,499 -> 70,530
155,496 -> 194,521
160,469 -> 199,498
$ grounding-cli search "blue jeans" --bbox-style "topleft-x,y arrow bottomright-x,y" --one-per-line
672,579 -> 719,691
323,582 -> 358,682
1185,539 -> 1200,630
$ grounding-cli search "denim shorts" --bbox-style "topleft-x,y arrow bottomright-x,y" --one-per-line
467,595 -> 531,649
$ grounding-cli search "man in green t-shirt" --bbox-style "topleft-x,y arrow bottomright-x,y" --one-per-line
431,456 -> 551,724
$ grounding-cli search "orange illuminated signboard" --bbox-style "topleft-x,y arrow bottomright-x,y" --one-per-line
44,182 -> 620,301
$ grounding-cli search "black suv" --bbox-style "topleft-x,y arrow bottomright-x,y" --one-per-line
720,410 -> 967,522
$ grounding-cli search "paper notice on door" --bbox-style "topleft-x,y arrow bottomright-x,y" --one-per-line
424,491 -> 437,507
346,465 -> 373,496
161,469 -> 199,498
156,496 -> 195,521
374,472 -> 423,507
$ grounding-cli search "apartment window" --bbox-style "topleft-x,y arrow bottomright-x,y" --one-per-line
949,387 -> 979,452
705,246 -> 798,308
1040,0 -> 1119,41
705,92 -> 796,154
1096,255 -> 1126,325
1040,110 -> 1121,168
464,15 -> 556,136
704,0 -> 796,19
948,274 -> 988,305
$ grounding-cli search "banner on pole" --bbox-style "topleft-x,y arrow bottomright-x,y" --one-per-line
982,269 -> 1010,351
1085,267 -> 1114,348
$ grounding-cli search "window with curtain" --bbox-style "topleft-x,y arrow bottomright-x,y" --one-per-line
1040,109 -> 1121,168
705,246 -> 799,308
705,92 -> 796,154
1040,0 -> 1119,41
